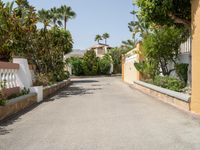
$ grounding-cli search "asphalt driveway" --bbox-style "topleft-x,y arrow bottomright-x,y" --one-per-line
1,76 -> 200,150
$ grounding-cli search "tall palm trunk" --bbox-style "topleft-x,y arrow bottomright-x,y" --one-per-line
64,16 -> 67,30
43,23 -> 47,32
53,18 -> 56,27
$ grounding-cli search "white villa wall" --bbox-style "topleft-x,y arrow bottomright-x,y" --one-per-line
13,58 -> 33,89
167,37 -> 191,86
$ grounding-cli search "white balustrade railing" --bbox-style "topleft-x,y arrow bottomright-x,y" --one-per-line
180,37 -> 191,54
0,62 -> 19,90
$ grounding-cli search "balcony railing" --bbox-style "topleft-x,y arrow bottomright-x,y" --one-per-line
0,61 -> 19,90
180,37 -> 191,54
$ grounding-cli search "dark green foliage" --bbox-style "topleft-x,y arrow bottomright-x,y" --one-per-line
134,62 -> 145,73
0,0 -> 38,61
143,26 -> 186,76
69,57 -> 84,76
0,99 -> 6,106
128,7 -> 150,39
0,0 -> 74,84
99,54 -> 112,75
109,48 -> 122,73
134,60 -> 159,79
29,27 -> 73,82
82,50 -> 98,75
109,47 -> 131,74
7,88 -> 30,100
136,0 -> 191,27
20,87 -> 30,95
148,76 -> 185,92
175,63 -> 189,85
68,54 -> 112,76
0,86 -> 31,106
65,71 -> 70,79
0,80 -> 7,105
34,73 -> 54,86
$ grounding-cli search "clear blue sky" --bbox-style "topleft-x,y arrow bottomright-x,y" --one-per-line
3,0 -> 134,50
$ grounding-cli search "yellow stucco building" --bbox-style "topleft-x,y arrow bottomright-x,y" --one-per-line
122,1 -> 200,115
191,0 -> 200,114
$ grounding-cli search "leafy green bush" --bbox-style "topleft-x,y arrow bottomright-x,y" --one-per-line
20,88 -> 30,96
99,54 -> 112,75
65,71 -> 70,79
82,50 -> 98,75
0,80 -> 7,105
69,57 -> 84,76
175,63 -> 189,85
149,76 -> 185,92
0,85 -> 30,106
7,88 -> 30,100
109,47 -> 131,74
143,27 -> 186,76
34,73 -> 54,86
0,1 -> 73,84
134,60 -> 159,79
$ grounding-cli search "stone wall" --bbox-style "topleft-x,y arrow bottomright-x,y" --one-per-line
0,93 -> 37,121
43,80 -> 71,99
132,81 -> 191,111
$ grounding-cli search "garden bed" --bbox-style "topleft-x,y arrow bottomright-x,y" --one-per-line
133,81 -> 191,111
0,93 -> 37,121
0,79 -> 71,121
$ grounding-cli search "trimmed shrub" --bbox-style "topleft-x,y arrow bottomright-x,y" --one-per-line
99,54 -> 112,75
82,50 -> 98,75
134,60 -> 159,80
143,27 -> 186,76
70,57 -> 84,76
148,76 -> 185,92
34,73 -> 54,86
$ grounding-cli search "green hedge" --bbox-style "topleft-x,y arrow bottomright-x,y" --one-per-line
175,63 -> 189,85
99,54 -> 112,75
71,58 -> 84,76
148,76 -> 185,92
68,52 -> 113,76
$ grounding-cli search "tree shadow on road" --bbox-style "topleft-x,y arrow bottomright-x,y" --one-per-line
0,79 -> 102,135
45,79 -> 102,101
72,79 -> 99,84
0,103 -> 40,135
0,127 -> 12,135
46,85 -> 102,101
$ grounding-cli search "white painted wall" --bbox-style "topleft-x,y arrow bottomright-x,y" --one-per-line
110,64 -> 113,74
13,58 -> 33,89
167,53 -> 191,86
30,86 -> 43,102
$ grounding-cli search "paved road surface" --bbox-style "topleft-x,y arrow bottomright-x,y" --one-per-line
1,76 -> 200,150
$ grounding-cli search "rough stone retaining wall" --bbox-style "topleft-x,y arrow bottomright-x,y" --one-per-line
132,81 -> 191,111
43,79 -> 71,99
0,93 -> 37,121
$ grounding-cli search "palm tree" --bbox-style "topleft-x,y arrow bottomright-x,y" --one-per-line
95,35 -> 102,44
102,33 -> 110,45
59,5 -> 76,30
38,9 -> 51,31
50,7 -> 62,27
121,39 -> 136,50
5,1 -> 14,14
